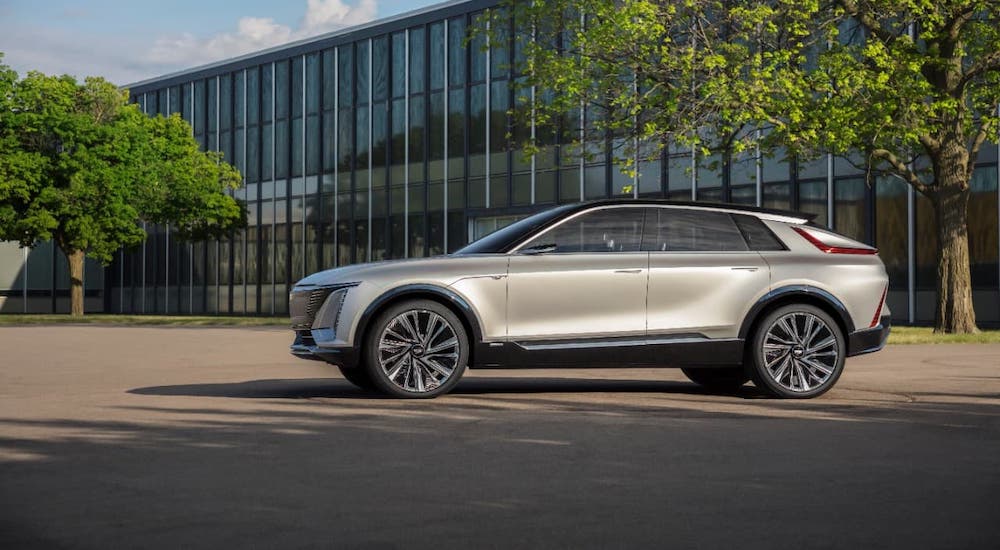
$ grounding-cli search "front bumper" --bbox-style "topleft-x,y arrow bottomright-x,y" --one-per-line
846,314 -> 891,357
290,330 -> 358,367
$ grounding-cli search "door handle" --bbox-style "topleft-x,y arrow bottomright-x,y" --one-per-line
731,267 -> 759,272
614,269 -> 643,274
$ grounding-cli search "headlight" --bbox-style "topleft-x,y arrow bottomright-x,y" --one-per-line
312,287 -> 350,331
289,283 -> 358,332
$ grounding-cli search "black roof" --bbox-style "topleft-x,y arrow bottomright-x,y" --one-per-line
561,199 -> 816,222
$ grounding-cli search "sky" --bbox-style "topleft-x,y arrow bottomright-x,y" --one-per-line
0,0 -> 443,86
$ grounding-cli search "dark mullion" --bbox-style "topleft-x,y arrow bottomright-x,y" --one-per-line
423,25 -> 431,253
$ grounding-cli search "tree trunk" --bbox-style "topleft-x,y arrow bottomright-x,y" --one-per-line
931,157 -> 978,333
67,249 -> 85,316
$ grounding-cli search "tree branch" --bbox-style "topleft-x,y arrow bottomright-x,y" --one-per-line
835,0 -> 896,44
967,122 -> 989,179
959,49 -> 1000,90
870,148 -> 931,195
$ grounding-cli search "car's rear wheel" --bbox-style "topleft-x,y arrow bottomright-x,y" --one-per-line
681,367 -> 748,392
337,365 -> 376,390
748,304 -> 845,399
363,299 -> 468,399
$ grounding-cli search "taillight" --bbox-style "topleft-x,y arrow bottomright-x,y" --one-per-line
870,285 -> 888,328
792,226 -> 878,255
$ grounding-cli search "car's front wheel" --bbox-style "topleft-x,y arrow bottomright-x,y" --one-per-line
363,299 -> 468,398
748,304 -> 845,398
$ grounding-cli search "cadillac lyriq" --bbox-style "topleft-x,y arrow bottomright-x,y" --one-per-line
289,200 -> 890,399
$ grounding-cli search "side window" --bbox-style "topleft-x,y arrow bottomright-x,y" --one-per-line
732,214 -> 786,251
521,208 -> 645,253
642,208 -> 749,252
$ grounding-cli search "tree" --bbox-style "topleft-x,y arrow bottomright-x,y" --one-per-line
0,55 -> 245,315
492,1 -> 1000,333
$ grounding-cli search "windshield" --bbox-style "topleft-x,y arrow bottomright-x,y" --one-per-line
455,204 -> 577,254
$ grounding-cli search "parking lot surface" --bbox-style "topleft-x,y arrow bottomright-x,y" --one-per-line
1,325 -> 998,549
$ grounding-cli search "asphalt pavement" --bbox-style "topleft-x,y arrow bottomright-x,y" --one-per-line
1,326 -> 998,549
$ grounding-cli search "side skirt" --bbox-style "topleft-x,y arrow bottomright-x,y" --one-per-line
472,336 -> 745,369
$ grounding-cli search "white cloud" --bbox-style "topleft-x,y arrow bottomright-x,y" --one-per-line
147,0 -> 377,71
0,0 -> 378,85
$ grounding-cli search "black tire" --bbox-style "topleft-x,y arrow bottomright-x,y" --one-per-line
336,365 -> 376,391
363,299 -> 469,399
747,304 -> 846,399
681,367 -> 749,392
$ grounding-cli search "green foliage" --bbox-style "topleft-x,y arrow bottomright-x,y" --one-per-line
491,1 -> 1000,194
0,55 -> 245,265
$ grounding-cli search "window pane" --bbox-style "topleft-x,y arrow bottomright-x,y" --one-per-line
447,89 -> 465,177
642,208 -> 749,252
356,40 -> 369,104
306,115 -> 319,175
430,22 -> 445,90
834,178 -> 867,242
409,26 -> 426,94
799,180 -> 828,227
338,45 -> 353,108
372,36 -> 388,101
470,13 -> 486,82
876,176 -> 907,290
232,73 -> 245,128
490,9 -> 509,79
448,17 -> 467,87
523,207 -> 644,253
469,84 -> 486,177
262,64 -> 273,122
490,80 -> 508,175
391,32 -> 406,98
322,49 -> 336,109
275,119 -> 289,179
275,60 -> 289,119
970,166 -> 999,289
292,56 -> 303,116
306,53 -> 320,115
409,98 -> 425,183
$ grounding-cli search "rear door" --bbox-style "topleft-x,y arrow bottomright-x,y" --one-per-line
644,208 -> 770,341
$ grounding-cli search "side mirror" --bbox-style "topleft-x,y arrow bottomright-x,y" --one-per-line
519,243 -> 557,255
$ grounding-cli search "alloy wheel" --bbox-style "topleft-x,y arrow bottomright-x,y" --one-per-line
376,309 -> 460,393
760,312 -> 840,393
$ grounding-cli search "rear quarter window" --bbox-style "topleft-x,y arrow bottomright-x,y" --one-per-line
732,214 -> 787,251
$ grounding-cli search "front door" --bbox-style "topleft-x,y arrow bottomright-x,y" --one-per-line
506,207 -> 649,360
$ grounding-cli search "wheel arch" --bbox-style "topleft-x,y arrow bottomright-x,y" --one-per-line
738,285 -> 855,346
352,284 -> 485,364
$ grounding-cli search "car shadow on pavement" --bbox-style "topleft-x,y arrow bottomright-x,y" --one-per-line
127,377 -> 764,400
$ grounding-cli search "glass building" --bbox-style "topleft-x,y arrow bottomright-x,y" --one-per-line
1,0 -> 998,326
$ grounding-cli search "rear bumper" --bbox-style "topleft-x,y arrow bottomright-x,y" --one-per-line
846,315 -> 891,357
290,331 -> 358,368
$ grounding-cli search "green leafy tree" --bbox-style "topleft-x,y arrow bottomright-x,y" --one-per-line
0,55 -> 245,315
492,0 -> 1000,333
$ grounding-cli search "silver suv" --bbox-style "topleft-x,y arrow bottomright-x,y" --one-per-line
290,200 -> 890,399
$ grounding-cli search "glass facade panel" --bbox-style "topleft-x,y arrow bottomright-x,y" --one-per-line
876,177 -> 907,290
338,45 -> 353,108
448,17 -> 467,87
969,166 -> 999,289
372,36 -> 388,102
799,180 -> 828,227
835,178 -> 867,243
391,32 -> 406,98
430,22 -> 445,91
409,27 -> 426,94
